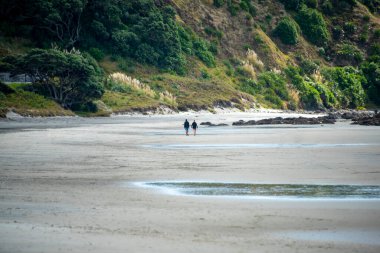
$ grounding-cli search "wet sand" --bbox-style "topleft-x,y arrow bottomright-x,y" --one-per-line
0,112 -> 380,253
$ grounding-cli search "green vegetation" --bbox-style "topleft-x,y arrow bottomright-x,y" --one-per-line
273,17 -> 300,45
0,83 -> 74,116
0,0 -> 379,116
2,48 -> 104,109
322,66 -> 366,108
279,0 -> 304,10
296,6 -> 330,46
0,0 -> 215,74
213,0 -> 225,8
336,43 -> 364,65
360,0 -> 380,13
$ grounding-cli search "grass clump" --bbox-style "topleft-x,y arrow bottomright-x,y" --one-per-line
107,72 -> 156,97
246,49 -> 264,70
107,72 -> 177,107
0,83 -> 74,116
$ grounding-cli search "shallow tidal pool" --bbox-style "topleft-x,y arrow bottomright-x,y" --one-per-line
141,182 -> 380,199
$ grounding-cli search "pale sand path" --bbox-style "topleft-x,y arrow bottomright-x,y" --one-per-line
0,112 -> 379,253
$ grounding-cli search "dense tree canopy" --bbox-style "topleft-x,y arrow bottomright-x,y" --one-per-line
0,0 -> 215,74
7,48 -> 104,109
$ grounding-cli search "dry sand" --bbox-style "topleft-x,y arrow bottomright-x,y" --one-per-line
0,112 -> 380,253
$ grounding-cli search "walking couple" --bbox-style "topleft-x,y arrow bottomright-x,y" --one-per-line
183,119 -> 198,136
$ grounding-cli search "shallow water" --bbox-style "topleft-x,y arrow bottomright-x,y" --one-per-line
277,230 -> 380,246
142,143 -> 377,149
142,182 -> 380,199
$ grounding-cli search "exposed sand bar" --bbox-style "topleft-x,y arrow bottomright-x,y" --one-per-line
0,112 -> 380,253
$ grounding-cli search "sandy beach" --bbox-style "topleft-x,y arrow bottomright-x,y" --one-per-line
1,111 -> 380,253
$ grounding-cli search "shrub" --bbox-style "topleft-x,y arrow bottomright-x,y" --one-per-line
227,1 -> 240,16
316,48 -> 325,57
314,82 -> 337,108
258,72 -> 289,100
209,40 -> 219,55
90,20 -> 109,39
112,30 -> 139,55
321,0 -> 333,14
8,48 -> 104,109
193,39 -> 216,67
363,15 -> 370,22
178,26 -> 193,55
284,66 -> 332,109
332,26 -> 344,40
264,89 -> 284,108
374,29 -> 380,39
223,60 -> 234,76
305,0 -> 318,8
322,66 -> 366,108
302,81 -> 323,109
204,27 -> 223,40
343,22 -> 356,35
360,61 -> 380,104
213,0 -> 225,8
273,17 -> 300,45
336,43 -> 364,64
359,34 -> 369,43
134,43 -> 160,65
369,43 -> 380,57
88,48 -> 104,61
279,0 -> 304,10
239,78 -> 259,95
246,0 -> 257,17
200,69 -> 211,79
240,1 -> 249,11
300,59 -> 319,75
296,6 -> 330,46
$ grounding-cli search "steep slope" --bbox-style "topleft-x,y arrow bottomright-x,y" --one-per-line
0,0 -> 379,116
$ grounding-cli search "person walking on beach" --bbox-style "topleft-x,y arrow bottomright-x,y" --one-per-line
184,119 -> 190,136
191,120 -> 198,136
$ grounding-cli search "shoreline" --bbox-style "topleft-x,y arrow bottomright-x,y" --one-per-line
3,106 -> 376,119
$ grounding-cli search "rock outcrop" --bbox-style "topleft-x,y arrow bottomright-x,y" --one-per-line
232,116 -> 336,126
352,113 -> 380,126
200,122 -> 228,127
327,110 -> 375,120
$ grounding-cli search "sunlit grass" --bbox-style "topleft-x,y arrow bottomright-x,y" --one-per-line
0,84 -> 74,117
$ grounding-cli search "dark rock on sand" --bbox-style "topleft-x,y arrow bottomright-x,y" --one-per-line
200,122 -> 228,127
232,116 -> 336,126
328,110 -> 374,120
352,113 -> 380,126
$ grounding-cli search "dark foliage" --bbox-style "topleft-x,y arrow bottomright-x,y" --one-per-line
296,6 -> 329,46
273,17 -> 300,45
3,48 -> 104,109
0,0 -> 216,74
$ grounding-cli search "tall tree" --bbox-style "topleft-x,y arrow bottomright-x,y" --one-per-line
9,48 -> 104,108
34,0 -> 87,48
